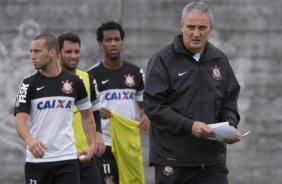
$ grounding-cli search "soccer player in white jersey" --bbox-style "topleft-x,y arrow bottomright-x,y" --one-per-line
87,21 -> 150,184
14,33 -> 96,184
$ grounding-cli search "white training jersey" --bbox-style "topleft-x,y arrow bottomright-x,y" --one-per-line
14,70 -> 91,163
87,62 -> 145,146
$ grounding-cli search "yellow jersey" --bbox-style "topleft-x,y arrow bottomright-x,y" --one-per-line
73,69 -> 90,153
110,111 -> 145,184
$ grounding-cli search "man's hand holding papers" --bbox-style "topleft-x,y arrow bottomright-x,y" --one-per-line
207,122 -> 251,144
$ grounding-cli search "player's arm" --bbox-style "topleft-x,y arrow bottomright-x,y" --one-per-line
93,110 -> 106,156
137,102 -> 150,131
89,74 -> 106,156
76,75 -> 96,161
89,75 -> 102,132
79,108 -> 96,161
15,112 -> 47,158
136,68 -> 150,131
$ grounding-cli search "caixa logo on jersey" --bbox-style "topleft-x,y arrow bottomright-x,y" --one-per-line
37,99 -> 72,110
105,91 -> 134,101
18,82 -> 29,103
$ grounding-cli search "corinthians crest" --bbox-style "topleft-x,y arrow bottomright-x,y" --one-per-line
211,65 -> 222,81
124,74 -> 135,87
61,80 -> 73,94
163,166 -> 174,176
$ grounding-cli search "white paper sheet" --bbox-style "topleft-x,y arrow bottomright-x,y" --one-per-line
207,122 -> 251,141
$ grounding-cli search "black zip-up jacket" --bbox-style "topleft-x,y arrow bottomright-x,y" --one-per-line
144,35 -> 240,167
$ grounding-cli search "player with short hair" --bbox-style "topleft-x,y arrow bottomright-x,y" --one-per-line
14,33 -> 96,184
58,31 -> 103,184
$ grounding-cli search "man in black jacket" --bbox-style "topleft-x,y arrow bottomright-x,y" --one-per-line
144,2 -> 241,184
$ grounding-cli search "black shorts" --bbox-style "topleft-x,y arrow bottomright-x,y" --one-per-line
155,164 -> 229,184
96,146 -> 119,184
25,159 -> 80,184
79,156 -> 102,184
